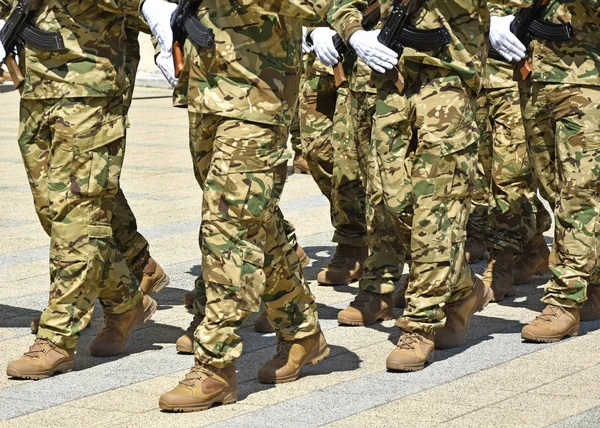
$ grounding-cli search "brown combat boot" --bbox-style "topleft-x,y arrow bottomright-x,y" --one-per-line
295,242 -> 311,268
482,250 -> 515,302
514,234 -> 550,285
435,277 -> 493,349
337,291 -> 394,326
386,332 -> 435,372
317,244 -> 366,285
184,291 -> 196,308
293,154 -> 310,175
581,285 -> 600,321
89,295 -> 157,357
159,363 -> 238,412
521,305 -> 580,343
176,315 -> 203,354
258,331 -> 330,383
254,311 -> 275,333
139,258 -> 170,295
465,235 -> 488,264
7,338 -> 75,380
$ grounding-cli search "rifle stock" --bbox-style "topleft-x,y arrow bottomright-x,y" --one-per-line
5,54 -> 24,88
333,62 -> 347,87
173,40 -> 184,78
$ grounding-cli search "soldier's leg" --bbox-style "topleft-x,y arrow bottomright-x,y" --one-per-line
522,84 -> 600,342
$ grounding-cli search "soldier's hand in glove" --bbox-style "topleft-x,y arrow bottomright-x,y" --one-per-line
155,52 -> 178,87
0,20 -> 6,63
349,30 -> 397,73
489,15 -> 526,62
142,0 -> 177,55
302,27 -> 313,55
311,27 -> 339,66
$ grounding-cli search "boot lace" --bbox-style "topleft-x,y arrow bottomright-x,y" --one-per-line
350,292 -> 371,308
97,313 -> 118,337
24,338 -> 52,358
535,306 -> 561,323
328,246 -> 355,269
483,254 -> 509,281
396,333 -> 420,350
180,365 -> 213,387
273,340 -> 293,361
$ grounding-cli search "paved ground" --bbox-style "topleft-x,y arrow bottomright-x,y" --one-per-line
1,84 -> 600,428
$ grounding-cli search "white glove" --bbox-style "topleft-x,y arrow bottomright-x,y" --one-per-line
489,15 -> 527,62
302,27 -> 312,54
349,29 -> 398,73
0,20 -> 6,63
155,52 -> 178,87
311,27 -> 339,66
142,0 -> 177,55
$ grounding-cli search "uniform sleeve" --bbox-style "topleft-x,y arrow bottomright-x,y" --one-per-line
96,0 -> 142,17
241,0 -> 333,24
330,0 -> 369,43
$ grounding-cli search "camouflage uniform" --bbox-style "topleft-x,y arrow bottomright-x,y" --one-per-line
300,54 -> 367,247
515,0 -> 600,307
175,0 -> 327,367
333,0 -> 509,334
2,0 -> 146,349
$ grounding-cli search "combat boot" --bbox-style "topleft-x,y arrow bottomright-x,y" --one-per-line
386,332 -> 435,372
435,277 -> 492,349
7,338 -> 74,380
465,235 -> 488,264
30,318 -> 39,334
294,242 -> 311,268
513,234 -> 550,285
254,311 -> 275,333
317,244 -> 366,285
580,285 -> 600,321
183,291 -> 196,308
394,276 -> 408,308
258,331 -> 330,383
89,295 -> 157,357
482,250 -> 515,302
293,154 -> 310,175
176,315 -> 203,354
521,305 -> 580,343
337,291 -> 394,326
159,363 -> 238,412
139,258 -> 170,295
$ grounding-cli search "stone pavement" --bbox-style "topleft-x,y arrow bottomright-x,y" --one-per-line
1,84 -> 600,428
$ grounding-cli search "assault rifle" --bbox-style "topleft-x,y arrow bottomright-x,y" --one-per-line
331,0 -> 380,87
377,0 -> 450,92
171,0 -> 215,78
490,0 -> 574,80
0,0 -> 64,88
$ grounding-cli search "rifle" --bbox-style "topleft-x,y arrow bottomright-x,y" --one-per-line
0,0 -> 64,88
331,0 -> 380,87
377,0 -> 450,92
171,0 -> 215,78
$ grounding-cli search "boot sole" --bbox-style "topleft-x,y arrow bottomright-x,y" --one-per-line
175,344 -> 194,354
90,298 -> 158,357
386,352 -> 434,372
6,360 -> 74,380
143,272 -> 170,295
259,344 -> 331,384
159,390 -> 238,412
521,326 -> 579,343
338,312 -> 395,327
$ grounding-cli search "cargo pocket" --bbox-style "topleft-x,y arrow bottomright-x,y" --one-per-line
71,117 -> 125,198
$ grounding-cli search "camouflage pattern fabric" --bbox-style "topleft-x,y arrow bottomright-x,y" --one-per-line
188,113 -> 319,367
18,96 -> 143,349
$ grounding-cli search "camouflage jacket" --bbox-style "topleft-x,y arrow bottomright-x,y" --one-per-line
0,1 -> 141,100
331,0 -> 532,92
180,0 -> 332,126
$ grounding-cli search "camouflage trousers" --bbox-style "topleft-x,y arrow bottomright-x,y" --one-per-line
188,112 -> 319,368
18,97 -> 145,349
373,67 -> 478,334
300,72 -> 367,247
470,86 -> 551,253
521,82 -> 600,307
344,89 -> 404,294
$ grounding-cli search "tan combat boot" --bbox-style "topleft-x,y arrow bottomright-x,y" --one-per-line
293,154 -> 310,175
258,331 -> 330,383
521,305 -> 580,343
89,295 -> 157,357
7,338 -> 75,380
337,291 -> 394,326
465,235 -> 488,264
139,258 -> 170,295
295,242 -> 311,268
254,311 -> 275,333
176,315 -> 203,354
482,250 -> 515,302
435,277 -> 493,349
581,285 -> 600,321
184,291 -> 196,308
386,332 -> 435,371
317,244 -> 366,285
159,363 -> 238,412
30,318 -> 39,334
514,234 -> 550,285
